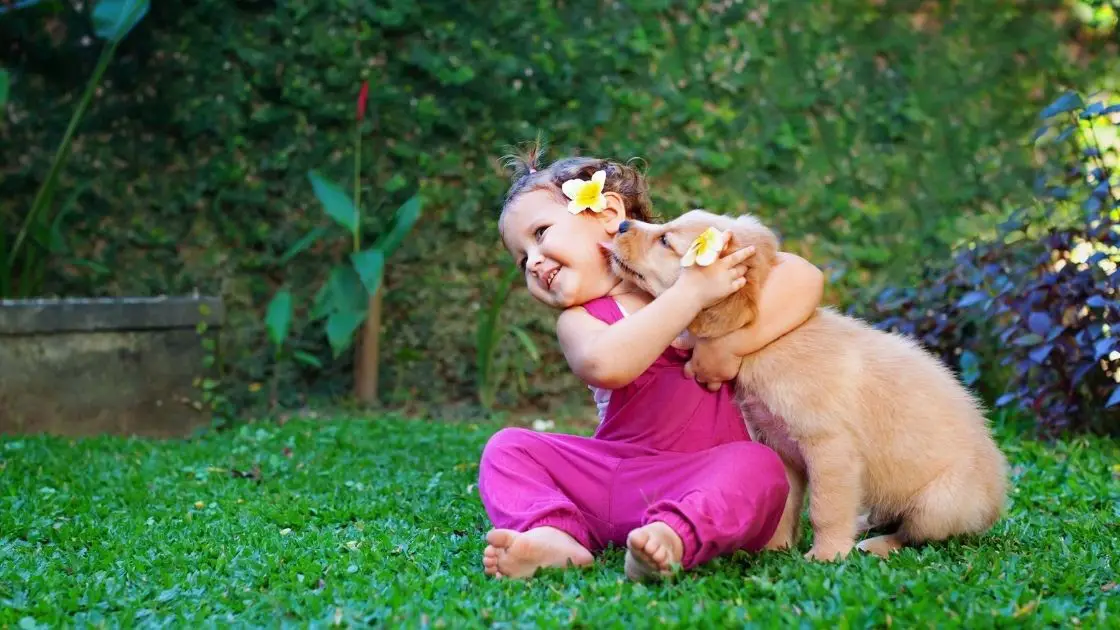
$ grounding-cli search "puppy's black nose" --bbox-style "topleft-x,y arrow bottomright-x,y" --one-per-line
618,220 -> 631,234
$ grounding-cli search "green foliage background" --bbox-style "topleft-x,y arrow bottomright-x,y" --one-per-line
2,0 -> 1116,415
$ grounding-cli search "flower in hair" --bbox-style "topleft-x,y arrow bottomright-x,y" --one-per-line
681,227 -> 726,267
561,170 -> 608,214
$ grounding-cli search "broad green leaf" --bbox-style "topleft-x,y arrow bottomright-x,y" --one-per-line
0,68 -> 8,108
349,248 -> 384,297
374,194 -> 422,258
311,264 -> 366,321
279,224 -> 329,264
327,268 -> 368,316
264,289 -> 293,347
308,170 -> 358,233
326,309 -> 367,358
292,350 -> 323,369
92,0 -> 149,43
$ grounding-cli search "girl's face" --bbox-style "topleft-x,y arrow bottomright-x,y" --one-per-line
500,188 -> 626,309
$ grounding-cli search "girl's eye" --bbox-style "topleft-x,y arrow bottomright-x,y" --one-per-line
659,234 -> 670,248
534,225 -> 548,240
518,258 -> 527,271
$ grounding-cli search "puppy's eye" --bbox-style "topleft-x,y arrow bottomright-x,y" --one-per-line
659,234 -> 670,248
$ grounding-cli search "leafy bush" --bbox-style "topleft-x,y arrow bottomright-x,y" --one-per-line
1,1 -> 1114,414
854,91 -> 1119,437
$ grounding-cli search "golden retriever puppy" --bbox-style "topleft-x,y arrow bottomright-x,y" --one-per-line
607,209 -> 1009,561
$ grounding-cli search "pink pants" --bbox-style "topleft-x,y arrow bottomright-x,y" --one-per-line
478,428 -> 790,569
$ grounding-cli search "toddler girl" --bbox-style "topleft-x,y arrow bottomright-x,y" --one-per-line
479,148 -> 824,581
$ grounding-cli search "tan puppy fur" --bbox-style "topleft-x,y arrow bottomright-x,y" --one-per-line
608,210 -> 1009,562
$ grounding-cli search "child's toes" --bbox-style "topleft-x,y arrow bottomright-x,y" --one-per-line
628,530 -> 650,550
483,545 -> 503,576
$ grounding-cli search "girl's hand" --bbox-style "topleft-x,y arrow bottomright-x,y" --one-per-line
675,237 -> 756,308
684,336 -> 744,391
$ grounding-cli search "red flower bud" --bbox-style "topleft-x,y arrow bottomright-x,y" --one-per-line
356,80 -> 369,122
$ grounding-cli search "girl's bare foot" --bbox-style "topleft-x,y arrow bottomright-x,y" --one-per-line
482,527 -> 593,579
624,521 -> 684,582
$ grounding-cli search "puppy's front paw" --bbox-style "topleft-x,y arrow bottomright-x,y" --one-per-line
804,543 -> 852,562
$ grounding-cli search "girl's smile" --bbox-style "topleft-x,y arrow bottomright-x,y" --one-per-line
499,189 -> 626,309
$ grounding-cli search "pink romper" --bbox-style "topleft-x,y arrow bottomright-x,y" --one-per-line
477,295 -> 789,569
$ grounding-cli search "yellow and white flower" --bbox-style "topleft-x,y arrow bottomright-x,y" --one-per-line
561,170 -> 608,214
681,227 -> 726,267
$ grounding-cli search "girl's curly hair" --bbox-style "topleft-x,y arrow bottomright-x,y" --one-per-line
500,137 -> 655,222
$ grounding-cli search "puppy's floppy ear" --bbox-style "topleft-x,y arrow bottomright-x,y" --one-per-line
687,215 -> 780,339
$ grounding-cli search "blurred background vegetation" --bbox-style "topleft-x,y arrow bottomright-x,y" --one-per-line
1,0 -> 1117,435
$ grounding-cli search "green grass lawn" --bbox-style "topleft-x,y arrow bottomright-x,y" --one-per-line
1,414 -> 1116,628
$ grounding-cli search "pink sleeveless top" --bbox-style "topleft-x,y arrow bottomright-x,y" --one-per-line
580,295 -> 753,453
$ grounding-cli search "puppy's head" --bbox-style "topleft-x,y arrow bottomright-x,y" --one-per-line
608,209 -> 779,338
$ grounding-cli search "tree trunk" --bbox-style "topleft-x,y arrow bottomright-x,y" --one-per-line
353,288 -> 382,406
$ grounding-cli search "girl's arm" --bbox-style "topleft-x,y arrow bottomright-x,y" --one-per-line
684,252 -> 824,388
557,243 -> 756,390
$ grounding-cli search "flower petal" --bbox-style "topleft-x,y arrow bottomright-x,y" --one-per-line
681,247 -> 697,267
695,246 -> 720,267
568,199 -> 584,214
562,179 -> 585,200
589,194 -> 607,212
698,227 -> 723,249
591,170 -> 606,185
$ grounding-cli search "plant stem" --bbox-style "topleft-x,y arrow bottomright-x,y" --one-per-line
354,289 -> 382,405
353,122 -> 362,252
8,37 -> 119,270
270,349 -> 280,411
351,101 -> 380,406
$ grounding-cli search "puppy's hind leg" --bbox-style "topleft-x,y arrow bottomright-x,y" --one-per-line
890,460 -> 1006,553
763,459 -> 806,551
800,435 -> 863,562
